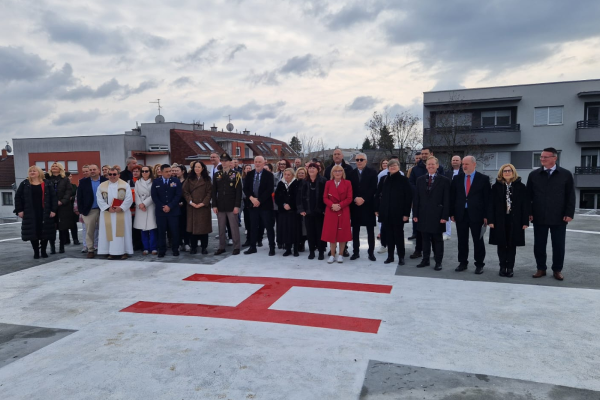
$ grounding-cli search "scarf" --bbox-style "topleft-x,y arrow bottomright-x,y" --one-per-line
505,182 -> 513,214
99,179 -> 128,241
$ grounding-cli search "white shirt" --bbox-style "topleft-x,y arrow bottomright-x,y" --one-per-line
544,165 -> 557,175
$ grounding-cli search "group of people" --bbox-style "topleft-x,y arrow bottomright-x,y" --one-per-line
14,146 -> 575,280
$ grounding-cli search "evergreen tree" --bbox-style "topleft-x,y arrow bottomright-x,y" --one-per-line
378,126 -> 394,152
361,137 -> 373,150
289,136 -> 302,154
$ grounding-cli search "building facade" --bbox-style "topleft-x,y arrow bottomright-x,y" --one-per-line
423,79 -> 600,209
0,149 -> 16,220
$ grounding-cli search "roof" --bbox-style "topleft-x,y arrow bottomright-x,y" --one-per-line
424,78 -> 600,94
0,154 -> 15,188
424,96 -> 522,107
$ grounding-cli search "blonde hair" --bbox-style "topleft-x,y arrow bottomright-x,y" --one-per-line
50,162 -> 66,178
295,167 -> 307,179
330,165 -> 346,180
27,165 -> 45,183
426,156 -> 439,165
283,168 -> 296,179
497,163 -> 519,183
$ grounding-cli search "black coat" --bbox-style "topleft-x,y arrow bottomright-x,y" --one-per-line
324,160 -> 353,180
243,169 -> 275,211
348,166 -> 378,227
14,179 -> 58,241
409,160 -> 445,191
297,176 -> 326,216
450,171 -> 491,223
526,167 -> 575,226
275,179 -> 300,244
375,172 -> 413,225
488,178 -> 530,247
46,174 -> 73,230
413,174 -> 450,234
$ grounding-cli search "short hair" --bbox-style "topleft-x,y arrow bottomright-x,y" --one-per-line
390,155 -> 399,160
356,153 -> 367,160
283,168 -> 296,177
387,159 -> 400,168
415,151 -> 421,155
102,165 -> 110,170
65,172 -> 72,178
160,164 -> 171,171
426,156 -> 439,165
50,162 -> 66,178
329,165 -> 346,180
126,157 -> 137,165
131,165 -> 142,172
464,155 -> 477,164
82,164 -> 89,169
27,165 -> 45,183
295,158 -> 302,162
421,147 -> 432,153
88,164 -> 98,170
542,147 -> 558,156
295,167 -> 307,179
109,167 -> 119,173
496,163 -> 519,183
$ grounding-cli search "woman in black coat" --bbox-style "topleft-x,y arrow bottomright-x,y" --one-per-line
46,162 -> 73,254
274,168 -> 300,257
488,164 -> 530,277
14,166 -> 58,258
297,163 -> 327,260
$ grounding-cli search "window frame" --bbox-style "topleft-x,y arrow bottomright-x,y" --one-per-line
67,161 -> 78,173
194,141 -> 206,151
2,192 -> 13,206
203,142 -> 214,151
534,106 -> 564,126
236,147 -> 241,157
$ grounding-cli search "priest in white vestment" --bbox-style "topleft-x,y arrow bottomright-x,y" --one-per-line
96,167 -> 134,259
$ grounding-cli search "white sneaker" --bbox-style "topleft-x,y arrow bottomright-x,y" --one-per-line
377,246 -> 387,254
81,247 -> 87,253
228,239 -> 233,246
327,255 -> 335,264
443,235 -> 450,241
336,255 -> 344,263
185,244 -> 191,251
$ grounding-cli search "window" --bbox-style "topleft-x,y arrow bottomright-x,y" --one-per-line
435,113 -> 472,127
35,161 -> 46,171
581,148 -> 600,167
534,106 -> 563,126
67,161 -> 78,173
203,142 -> 214,151
533,151 -> 561,168
56,161 -> 65,169
236,147 -> 241,157
2,192 -> 13,206
482,152 -> 511,171
247,148 -> 253,158
587,106 -> 600,121
481,110 -> 511,126
195,141 -> 206,151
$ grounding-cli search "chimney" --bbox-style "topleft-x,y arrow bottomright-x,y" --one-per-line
243,129 -> 250,135
211,124 -> 217,132
1,149 -> 7,159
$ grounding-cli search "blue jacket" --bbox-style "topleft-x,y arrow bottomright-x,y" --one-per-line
151,177 -> 182,217
76,176 -> 107,216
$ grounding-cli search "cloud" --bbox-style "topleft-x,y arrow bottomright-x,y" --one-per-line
226,44 -> 247,61
177,38 -> 218,64
52,109 -> 101,125
123,80 -> 159,96
249,51 -> 338,85
325,3 -> 380,30
177,100 -> 287,125
346,96 -> 381,111
171,76 -> 195,87
0,46 -> 51,82
59,78 -> 159,101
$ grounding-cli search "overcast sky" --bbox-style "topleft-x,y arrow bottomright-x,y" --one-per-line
1,0 -> 600,151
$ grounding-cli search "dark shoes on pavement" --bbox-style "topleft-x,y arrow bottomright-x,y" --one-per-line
397,258 -> 405,265
474,266 -> 484,274
214,249 -> 226,255
269,247 -> 276,256
455,263 -> 468,272
350,253 -> 360,260
232,249 -> 240,255
409,252 -> 422,259
407,235 -> 416,240
368,253 -> 376,262
532,270 -> 546,278
384,258 -> 394,264
434,263 -> 442,271
553,271 -> 564,281
87,252 -> 95,259
318,251 -> 325,260
244,247 -> 257,255
308,251 -> 315,260
416,260 -> 430,268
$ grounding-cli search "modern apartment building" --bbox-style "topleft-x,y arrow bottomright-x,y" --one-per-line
423,79 -> 600,209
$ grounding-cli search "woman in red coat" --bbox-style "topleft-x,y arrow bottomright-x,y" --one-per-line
321,165 -> 353,264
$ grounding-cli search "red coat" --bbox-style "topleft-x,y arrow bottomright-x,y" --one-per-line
321,179 -> 353,243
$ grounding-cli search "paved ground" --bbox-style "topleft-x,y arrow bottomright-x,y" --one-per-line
0,213 -> 599,399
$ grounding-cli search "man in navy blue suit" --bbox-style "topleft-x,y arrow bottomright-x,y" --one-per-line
151,164 -> 182,257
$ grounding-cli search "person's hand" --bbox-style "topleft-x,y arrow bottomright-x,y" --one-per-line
355,197 -> 365,206
75,211 -> 79,215
233,207 -> 240,215
18,211 -> 23,218
440,219 -> 447,224
116,207 -> 124,213
109,207 -> 116,213
197,203 -> 204,208
213,207 -> 218,214
49,212 -> 55,218
488,223 -> 494,229
163,205 -> 170,213
529,215 -> 533,222
522,225 -> 528,230
300,212 -> 306,216
58,201 -> 62,206
450,216 -> 455,222
483,218 -> 488,226
283,204 -> 291,211
332,204 -> 341,211
403,216 -> 409,222
563,216 -> 573,223
139,204 -> 146,212
375,212 -> 378,217
413,217 -> 418,222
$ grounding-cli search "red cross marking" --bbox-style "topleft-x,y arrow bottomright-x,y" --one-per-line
120,274 -> 392,334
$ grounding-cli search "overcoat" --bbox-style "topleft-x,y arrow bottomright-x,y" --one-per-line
413,174 -> 450,234
274,179 -> 300,244
375,172 -> 413,225
347,166 -> 378,227
321,179 -> 353,243
14,179 -> 58,241
449,171 -> 491,223
47,174 -> 73,230
183,177 -> 213,235
133,178 -> 157,231
297,175 -> 327,216
488,178 -> 530,247
526,166 -> 575,226
212,169 -> 242,212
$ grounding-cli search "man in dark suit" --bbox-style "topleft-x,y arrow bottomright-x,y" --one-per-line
413,157 -> 450,270
243,156 -> 276,256
151,164 -> 182,257
450,155 -> 491,274
527,147 -> 575,281
443,155 -> 462,240
348,153 -> 378,261
77,164 -> 107,258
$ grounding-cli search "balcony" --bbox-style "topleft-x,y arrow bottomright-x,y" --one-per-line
423,124 -> 521,146
574,166 -> 600,188
576,120 -> 600,143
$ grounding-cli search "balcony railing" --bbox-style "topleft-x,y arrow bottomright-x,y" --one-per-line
575,167 -> 600,174
577,120 -> 600,129
424,124 -> 521,134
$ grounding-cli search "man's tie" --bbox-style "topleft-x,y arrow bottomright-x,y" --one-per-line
163,178 -> 167,185
358,170 -> 362,182
466,174 -> 471,196
427,175 -> 432,191
546,169 -> 552,179
253,173 -> 260,197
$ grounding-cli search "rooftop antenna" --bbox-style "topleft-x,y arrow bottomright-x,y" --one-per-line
223,115 -> 234,132
150,99 -> 165,123
150,99 -> 162,115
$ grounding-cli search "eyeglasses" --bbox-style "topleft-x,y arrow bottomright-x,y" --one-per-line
108,173 -> 118,176
502,170 -> 513,173
540,156 -> 556,159
142,170 -> 150,173
355,158 -> 365,162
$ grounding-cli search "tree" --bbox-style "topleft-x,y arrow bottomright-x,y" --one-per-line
289,135 -> 302,154
361,137 -> 373,150
379,126 -> 394,152
390,111 -> 421,171
365,110 -> 392,149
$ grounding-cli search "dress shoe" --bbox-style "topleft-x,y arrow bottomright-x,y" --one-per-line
73,240 -> 80,245
158,253 -> 165,258
384,258 -> 394,264
214,249 -> 226,255
506,268 -> 514,277
368,254 -> 376,262
350,253 -> 360,260
474,266 -> 484,274
268,247 -> 275,256
244,247 -> 257,255
407,235 -> 416,240
41,251 -> 48,258
532,270 -> 546,278
308,251 -> 315,260
434,263 -> 442,271
87,252 -> 95,259
190,248 -> 197,255
343,249 -> 350,257
201,248 -> 208,255
241,241 -> 251,247
553,271 -> 564,281
397,258 -> 405,265
282,250 -> 292,257
257,241 -> 263,247
409,252 -> 422,259
173,251 -> 180,257
318,251 -> 324,260
293,250 -> 299,257
499,267 -> 507,277
416,260 -> 430,268
33,254 -> 40,259
455,263 -> 468,272
59,244 -> 65,254
121,254 -> 128,260
108,255 -> 114,260
232,249 -> 240,255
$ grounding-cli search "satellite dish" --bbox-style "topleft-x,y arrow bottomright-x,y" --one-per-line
5,144 -> 12,153
155,115 -> 165,123
226,122 -> 234,132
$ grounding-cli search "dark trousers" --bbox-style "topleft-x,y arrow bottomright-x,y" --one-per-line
352,225 -> 375,255
386,222 -> 405,260
190,234 -> 208,250
422,232 -> 443,263
533,223 -> 566,272
156,215 -> 179,254
305,214 -> 326,253
58,229 -> 69,246
249,208 -> 275,250
70,221 -> 78,243
497,219 -> 516,269
380,223 -> 387,247
415,230 -> 423,252
31,239 -> 49,255
456,208 -> 486,267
